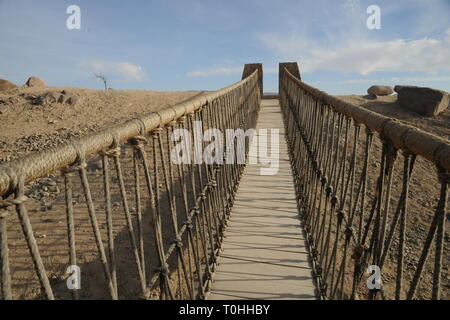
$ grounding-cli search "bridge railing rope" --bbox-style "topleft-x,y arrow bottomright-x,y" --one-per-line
0,66 -> 261,300
280,63 -> 449,300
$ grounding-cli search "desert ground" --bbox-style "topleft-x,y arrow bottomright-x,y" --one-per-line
0,86 -> 207,299
338,94 -> 450,139
0,87 -> 204,161
0,87 -> 448,299
320,94 -> 449,299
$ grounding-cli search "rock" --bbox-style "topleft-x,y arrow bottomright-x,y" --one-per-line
368,85 -> 394,96
65,95 -> 78,105
363,94 -> 377,100
26,76 -> 46,88
32,92 -> 59,105
0,79 -> 17,91
87,158 -> 102,171
57,94 -> 78,105
395,86 -> 449,116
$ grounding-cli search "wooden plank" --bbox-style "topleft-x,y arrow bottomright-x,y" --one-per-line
208,100 -> 317,300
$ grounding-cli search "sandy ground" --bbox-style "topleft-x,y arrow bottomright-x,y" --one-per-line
332,94 -> 449,299
0,89 -> 448,299
0,86 -> 210,300
337,95 -> 450,139
0,87 -> 204,161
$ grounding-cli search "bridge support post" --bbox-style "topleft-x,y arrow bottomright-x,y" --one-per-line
279,62 -> 301,95
242,63 -> 263,96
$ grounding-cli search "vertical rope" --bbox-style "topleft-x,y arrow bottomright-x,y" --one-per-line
62,169 -> 79,300
76,149 -> 117,300
0,70 -> 261,300
0,206 -> 12,300
15,179 -> 54,300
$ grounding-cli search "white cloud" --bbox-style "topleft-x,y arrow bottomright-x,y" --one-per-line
341,76 -> 450,84
265,67 -> 278,74
80,59 -> 147,82
114,62 -> 146,82
259,32 -> 450,75
258,0 -> 450,78
187,66 -> 278,77
187,67 -> 243,77
343,0 -> 361,12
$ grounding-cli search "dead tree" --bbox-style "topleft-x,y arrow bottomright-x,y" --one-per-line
93,72 -> 108,91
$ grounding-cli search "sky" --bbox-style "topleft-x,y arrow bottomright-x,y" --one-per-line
0,0 -> 449,94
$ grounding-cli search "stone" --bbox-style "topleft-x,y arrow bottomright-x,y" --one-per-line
87,158 -> 102,172
32,92 -> 59,105
368,85 -> 394,96
394,86 -> 449,116
26,76 -> 46,88
65,95 -> 78,105
57,93 -> 78,105
0,79 -> 17,91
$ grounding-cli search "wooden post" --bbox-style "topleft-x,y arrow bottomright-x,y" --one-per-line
279,62 -> 301,94
242,63 -> 263,96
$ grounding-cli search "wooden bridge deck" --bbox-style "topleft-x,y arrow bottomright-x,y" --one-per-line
207,100 -> 317,300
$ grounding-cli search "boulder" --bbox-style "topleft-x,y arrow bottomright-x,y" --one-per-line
394,86 -> 449,116
57,93 -> 78,105
368,85 -> 394,96
32,92 -> 59,105
0,79 -> 17,91
26,76 -> 46,88
65,95 -> 78,105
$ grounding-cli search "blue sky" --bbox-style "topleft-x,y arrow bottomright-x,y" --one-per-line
0,0 -> 449,94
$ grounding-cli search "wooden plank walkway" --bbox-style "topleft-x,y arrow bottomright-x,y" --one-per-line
207,99 -> 317,300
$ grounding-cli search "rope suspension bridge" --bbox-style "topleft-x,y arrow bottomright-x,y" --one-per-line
0,63 -> 448,300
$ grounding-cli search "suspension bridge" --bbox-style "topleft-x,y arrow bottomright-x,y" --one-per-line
0,63 -> 448,300
208,99 -> 316,300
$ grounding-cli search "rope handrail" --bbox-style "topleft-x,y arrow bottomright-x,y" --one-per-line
0,70 -> 259,197
283,67 -> 450,170
280,63 -> 448,300
0,65 -> 262,300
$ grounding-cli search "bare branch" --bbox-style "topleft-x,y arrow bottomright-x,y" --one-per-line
93,72 -> 108,91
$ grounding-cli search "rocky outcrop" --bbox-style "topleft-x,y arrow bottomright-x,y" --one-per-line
31,90 -> 79,106
368,85 -> 394,96
57,90 -> 78,105
394,86 -> 449,116
32,92 -> 59,105
26,77 -> 46,88
0,79 -> 17,91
